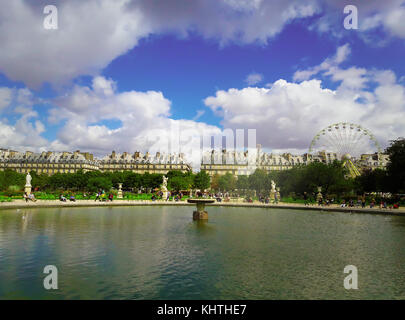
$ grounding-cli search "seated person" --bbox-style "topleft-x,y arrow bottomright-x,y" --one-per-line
28,193 -> 37,202
60,194 -> 67,202
69,195 -> 76,202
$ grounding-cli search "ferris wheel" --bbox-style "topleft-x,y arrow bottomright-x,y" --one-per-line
308,122 -> 382,178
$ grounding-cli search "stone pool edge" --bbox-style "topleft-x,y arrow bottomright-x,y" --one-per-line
1,200 -> 404,216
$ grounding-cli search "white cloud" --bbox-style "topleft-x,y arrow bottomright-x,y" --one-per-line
245,73 -> 264,86
205,75 -> 405,153
0,0 -> 319,88
0,87 -> 12,111
293,44 -> 351,81
313,0 -> 405,40
0,85 -> 48,151
0,0 -> 152,89
0,1 -> 403,88
48,76 -> 222,169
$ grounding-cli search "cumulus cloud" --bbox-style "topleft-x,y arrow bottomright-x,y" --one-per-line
0,0 -> 318,88
48,76 -> 222,169
0,0 -> 403,88
0,86 -> 48,150
0,0 -> 152,88
205,72 -> 405,153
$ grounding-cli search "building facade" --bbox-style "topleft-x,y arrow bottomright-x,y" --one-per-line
200,145 -> 389,176
0,146 -> 388,176
99,151 -> 190,174
0,149 -> 191,175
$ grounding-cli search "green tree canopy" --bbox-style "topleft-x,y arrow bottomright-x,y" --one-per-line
193,170 -> 210,190
218,172 -> 236,192
386,138 -> 405,193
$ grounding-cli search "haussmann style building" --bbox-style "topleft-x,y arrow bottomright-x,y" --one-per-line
0,149 -> 191,175
0,145 -> 388,176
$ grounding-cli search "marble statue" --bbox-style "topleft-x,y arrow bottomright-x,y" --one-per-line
161,175 -> 169,200
26,173 -> 32,187
271,180 -> 276,192
270,180 -> 276,203
161,176 -> 168,191
24,173 -> 32,195
117,183 -> 123,199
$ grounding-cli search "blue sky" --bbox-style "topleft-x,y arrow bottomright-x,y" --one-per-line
0,0 -> 404,159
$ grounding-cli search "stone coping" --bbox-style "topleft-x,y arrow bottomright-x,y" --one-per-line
1,199 -> 404,216
187,198 -> 216,204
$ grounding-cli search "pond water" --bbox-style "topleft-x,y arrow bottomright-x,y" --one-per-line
0,206 -> 405,299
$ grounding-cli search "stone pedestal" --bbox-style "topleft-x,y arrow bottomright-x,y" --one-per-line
187,199 -> 215,220
117,183 -> 123,199
193,210 -> 208,220
270,191 -> 276,203
316,186 -> 323,204
162,191 -> 169,201
24,185 -> 31,195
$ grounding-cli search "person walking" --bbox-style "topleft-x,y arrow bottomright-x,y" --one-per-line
303,192 -> 308,206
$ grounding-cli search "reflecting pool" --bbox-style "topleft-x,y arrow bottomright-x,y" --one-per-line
1,206 -> 405,299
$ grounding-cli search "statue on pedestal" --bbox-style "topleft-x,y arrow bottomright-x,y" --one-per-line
270,180 -> 276,203
316,186 -> 323,205
24,173 -> 32,195
117,183 -> 123,199
161,175 -> 169,201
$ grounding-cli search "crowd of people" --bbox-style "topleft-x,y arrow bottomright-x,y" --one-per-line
23,192 -> 36,202
17,188 -> 403,211
94,190 -> 114,202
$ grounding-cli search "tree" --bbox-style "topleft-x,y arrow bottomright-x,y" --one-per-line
193,171 -> 210,190
302,161 -> 348,195
236,175 -> 249,191
355,168 -> 387,193
123,172 -> 142,190
169,176 -> 189,191
167,170 -> 193,191
248,169 -> 268,196
87,177 -> 112,193
211,173 -> 220,191
0,170 -> 25,191
386,138 -> 405,193
218,172 -> 236,192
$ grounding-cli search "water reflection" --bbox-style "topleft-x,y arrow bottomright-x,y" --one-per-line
0,206 -> 405,299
